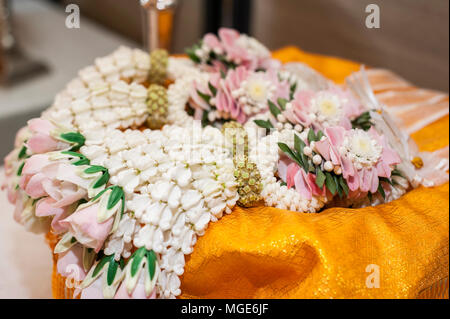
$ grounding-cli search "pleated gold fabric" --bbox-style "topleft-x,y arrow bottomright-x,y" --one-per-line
51,47 -> 449,299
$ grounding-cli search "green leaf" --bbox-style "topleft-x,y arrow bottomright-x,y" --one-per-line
93,255 -> 110,278
61,151 -> 90,166
379,177 -> 394,187
391,168 -> 405,178
201,110 -> 210,128
377,183 -> 386,200
84,165 -> 107,174
93,171 -> 110,189
277,98 -> 287,111
147,250 -> 157,280
17,162 -> 25,176
325,172 -> 337,195
18,146 -> 28,159
268,100 -> 281,118
107,258 -> 119,286
339,176 -> 349,196
307,129 -> 317,144
131,247 -> 146,277
315,168 -> 326,189
60,132 -> 86,151
278,143 -> 303,168
197,90 -> 211,104
90,187 -> 109,203
220,70 -> 226,79
294,134 -> 303,155
316,131 -> 325,141
334,175 -> 343,198
280,182 -> 287,187
208,82 -> 217,96
107,186 -> 124,210
351,111 -> 373,131
294,134 -> 308,172
185,48 -> 201,64
254,119 -> 274,129
289,83 -> 297,100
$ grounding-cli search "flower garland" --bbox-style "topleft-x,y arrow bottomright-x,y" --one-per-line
2,28 -> 448,300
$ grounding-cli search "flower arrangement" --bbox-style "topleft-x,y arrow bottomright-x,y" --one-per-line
1,29 -> 448,299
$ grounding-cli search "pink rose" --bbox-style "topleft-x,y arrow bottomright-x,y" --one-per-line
35,197 -> 73,234
20,154 -> 88,205
56,244 -> 87,281
60,203 -> 114,253
114,273 -> 157,299
26,118 -> 69,154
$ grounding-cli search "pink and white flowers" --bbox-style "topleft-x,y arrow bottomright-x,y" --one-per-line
26,118 -> 70,154
60,202 -> 114,253
282,87 -> 364,131
314,127 -> 400,194
188,28 -> 276,72
189,66 -> 290,124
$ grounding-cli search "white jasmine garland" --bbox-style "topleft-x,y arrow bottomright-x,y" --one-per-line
78,123 -> 237,298
248,128 -> 328,213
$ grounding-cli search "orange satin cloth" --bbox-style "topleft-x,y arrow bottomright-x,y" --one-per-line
179,48 -> 449,299
51,47 -> 449,299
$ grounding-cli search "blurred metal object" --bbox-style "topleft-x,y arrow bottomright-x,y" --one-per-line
0,0 -> 48,86
140,0 -> 178,52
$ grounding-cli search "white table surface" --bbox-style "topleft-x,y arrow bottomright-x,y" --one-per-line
0,0 -> 137,299
0,167 -> 53,299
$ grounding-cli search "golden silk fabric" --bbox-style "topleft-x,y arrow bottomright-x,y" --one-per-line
51,47 -> 449,299
179,48 -> 449,299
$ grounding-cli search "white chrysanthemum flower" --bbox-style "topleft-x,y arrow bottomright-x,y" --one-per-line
342,129 -> 382,168
309,92 -> 344,127
232,73 -> 276,116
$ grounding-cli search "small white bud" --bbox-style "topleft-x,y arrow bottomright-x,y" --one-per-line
208,111 -> 216,122
303,146 -> 312,157
294,124 -> 303,132
313,155 -> 322,165
324,161 -> 334,172
277,114 -> 286,122
334,166 -> 342,175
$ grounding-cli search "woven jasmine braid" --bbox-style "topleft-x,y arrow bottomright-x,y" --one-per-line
24,47 -> 238,298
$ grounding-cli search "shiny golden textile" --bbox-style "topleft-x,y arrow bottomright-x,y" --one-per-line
52,47 -> 449,299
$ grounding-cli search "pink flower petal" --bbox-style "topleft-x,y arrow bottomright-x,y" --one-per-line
286,163 -> 300,189
56,244 -> 86,281
27,118 -> 55,135
60,203 -> 113,253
